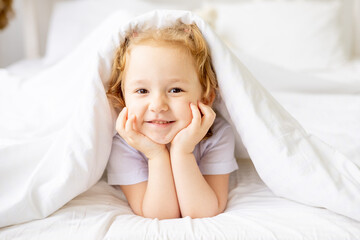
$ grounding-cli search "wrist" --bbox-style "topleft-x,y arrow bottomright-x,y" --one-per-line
170,145 -> 194,156
169,148 -> 195,166
146,146 -> 169,160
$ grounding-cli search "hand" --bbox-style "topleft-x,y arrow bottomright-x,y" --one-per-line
116,107 -> 168,159
171,102 -> 216,154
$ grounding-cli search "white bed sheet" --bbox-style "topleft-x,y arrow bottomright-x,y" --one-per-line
1,158 -> 359,240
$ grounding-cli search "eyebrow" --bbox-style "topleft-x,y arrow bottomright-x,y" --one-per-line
129,79 -> 147,85
167,78 -> 189,84
130,78 -> 189,84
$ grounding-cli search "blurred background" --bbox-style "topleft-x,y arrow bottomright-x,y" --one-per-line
0,0 -> 360,70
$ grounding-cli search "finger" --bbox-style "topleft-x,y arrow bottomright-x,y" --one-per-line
116,107 -> 128,133
126,114 -> 146,137
198,102 -> 216,127
124,114 -> 142,142
125,114 -> 136,133
190,102 -> 201,126
132,115 -> 139,132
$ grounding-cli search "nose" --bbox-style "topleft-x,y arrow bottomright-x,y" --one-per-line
149,92 -> 169,113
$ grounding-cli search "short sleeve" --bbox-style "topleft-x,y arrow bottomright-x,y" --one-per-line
198,118 -> 239,175
106,134 -> 149,185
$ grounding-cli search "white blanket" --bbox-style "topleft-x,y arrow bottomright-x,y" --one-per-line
0,10 -> 359,227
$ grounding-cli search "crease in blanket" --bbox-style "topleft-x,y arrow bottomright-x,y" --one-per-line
0,9 -> 359,227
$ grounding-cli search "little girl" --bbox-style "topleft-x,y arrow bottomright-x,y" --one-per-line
106,22 -> 238,219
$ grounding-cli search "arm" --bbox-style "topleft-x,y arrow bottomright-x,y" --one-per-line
120,150 -> 180,219
171,102 -> 228,218
203,174 -> 230,213
171,151 -> 230,218
116,108 -> 180,219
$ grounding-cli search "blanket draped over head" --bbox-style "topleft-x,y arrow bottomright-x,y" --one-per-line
0,10 -> 359,227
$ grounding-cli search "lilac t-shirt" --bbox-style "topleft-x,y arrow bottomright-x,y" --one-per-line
107,117 -> 238,185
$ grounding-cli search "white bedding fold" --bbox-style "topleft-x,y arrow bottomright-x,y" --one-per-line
0,10 -> 359,227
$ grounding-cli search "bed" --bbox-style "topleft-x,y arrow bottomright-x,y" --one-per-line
1,0 -> 360,239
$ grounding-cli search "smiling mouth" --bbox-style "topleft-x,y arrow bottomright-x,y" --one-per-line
146,120 -> 175,124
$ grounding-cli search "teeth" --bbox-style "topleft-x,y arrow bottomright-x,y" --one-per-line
152,121 -> 170,124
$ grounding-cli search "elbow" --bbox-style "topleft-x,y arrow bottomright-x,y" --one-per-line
181,201 -> 227,219
181,207 -> 223,219
144,212 -> 181,220
129,201 -> 181,219
140,207 -> 181,220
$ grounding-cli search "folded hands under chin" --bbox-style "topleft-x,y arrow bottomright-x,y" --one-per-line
115,102 -> 216,159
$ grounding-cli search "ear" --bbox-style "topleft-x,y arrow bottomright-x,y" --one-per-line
202,89 -> 216,106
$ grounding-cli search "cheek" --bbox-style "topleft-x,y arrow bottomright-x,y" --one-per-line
174,101 -> 193,124
125,103 -> 144,125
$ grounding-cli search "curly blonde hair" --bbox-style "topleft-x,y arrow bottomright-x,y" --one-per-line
106,22 -> 218,112
0,0 -> 14,30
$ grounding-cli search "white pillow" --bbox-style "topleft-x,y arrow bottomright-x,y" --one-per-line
209,0 -> 352,70
44,0 -> 200,65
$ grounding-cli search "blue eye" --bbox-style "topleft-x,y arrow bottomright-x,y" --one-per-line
136,89 -> 148,94
170,88 -> 183,93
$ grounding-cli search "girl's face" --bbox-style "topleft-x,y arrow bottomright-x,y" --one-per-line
123,43 -> 203,144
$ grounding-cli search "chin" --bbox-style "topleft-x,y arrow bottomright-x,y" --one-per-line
149,136 -> 173,145
144,132 -> 175,145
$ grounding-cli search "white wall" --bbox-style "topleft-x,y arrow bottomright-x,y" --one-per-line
355,0 -> 360,56
33,0 -> 65,57
0,0 -> 24,67
0,0 -> 64,68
